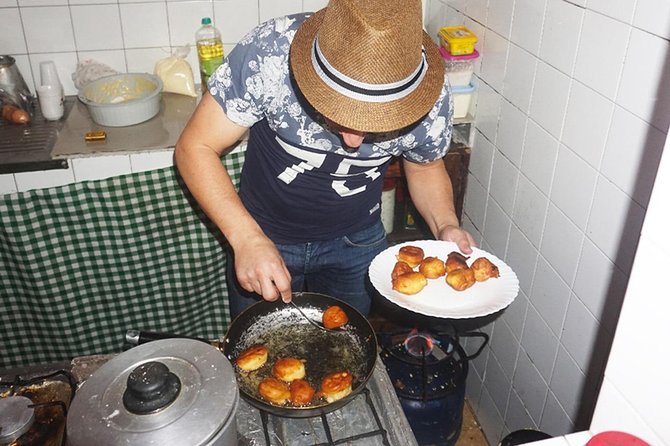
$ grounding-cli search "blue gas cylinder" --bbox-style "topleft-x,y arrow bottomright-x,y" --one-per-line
379,330 -> 487,446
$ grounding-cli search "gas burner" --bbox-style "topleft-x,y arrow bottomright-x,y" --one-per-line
0,396 -> 35,443
1,370 -> 77,395
378,327 -> 489,446
0,369 -> 75,446
378,328 -> 489,400
255,388 -> 390,446
402,328 -> 454,360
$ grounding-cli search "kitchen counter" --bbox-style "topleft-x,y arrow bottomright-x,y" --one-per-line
0,93 -> 198,175
52,92 -> 198,158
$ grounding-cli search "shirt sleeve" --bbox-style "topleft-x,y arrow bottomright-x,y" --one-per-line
206,16 -> 298,128
402,81 -> 454,164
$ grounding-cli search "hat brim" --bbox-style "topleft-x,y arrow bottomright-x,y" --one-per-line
290,9 -> 445,133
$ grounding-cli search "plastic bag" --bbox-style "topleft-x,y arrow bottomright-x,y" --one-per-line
72,60 -> 118,90
154,45 -> 197,97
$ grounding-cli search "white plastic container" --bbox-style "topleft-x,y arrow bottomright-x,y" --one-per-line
78,73 -> 162,127
451,84 -> 475,119
381,184 -> 396,234
440,47 -> 479,87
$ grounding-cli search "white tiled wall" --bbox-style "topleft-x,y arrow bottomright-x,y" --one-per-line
0,151 -> 174,194
426,0 -> 670,443
0,0 -> 327,194
588,126 -> 670,445
1,0 -> 329,97
0,138 -> 252,195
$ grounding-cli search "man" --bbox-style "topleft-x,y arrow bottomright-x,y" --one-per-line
174,0 -> 475,318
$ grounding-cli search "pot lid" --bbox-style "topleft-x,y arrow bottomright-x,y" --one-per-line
67,339 -> 238,446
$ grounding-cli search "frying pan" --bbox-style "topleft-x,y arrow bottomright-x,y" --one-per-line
222,292 -> 378,418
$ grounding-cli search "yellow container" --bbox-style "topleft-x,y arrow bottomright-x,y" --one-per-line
438,26 -> 478,56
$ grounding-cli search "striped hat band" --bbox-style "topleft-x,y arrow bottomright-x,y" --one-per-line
311,36 -> 428,103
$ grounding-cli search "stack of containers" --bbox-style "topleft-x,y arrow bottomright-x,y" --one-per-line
438,26 -> 479,119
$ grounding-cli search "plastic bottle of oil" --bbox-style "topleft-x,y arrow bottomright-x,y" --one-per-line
195,17 -> 224,89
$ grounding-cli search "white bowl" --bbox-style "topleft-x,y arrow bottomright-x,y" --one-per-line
78,73 -> 163,127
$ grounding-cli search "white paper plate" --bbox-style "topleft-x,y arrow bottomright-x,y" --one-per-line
369,240 -> 519,319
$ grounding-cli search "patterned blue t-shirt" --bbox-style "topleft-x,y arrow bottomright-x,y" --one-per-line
208,13 -> 454,243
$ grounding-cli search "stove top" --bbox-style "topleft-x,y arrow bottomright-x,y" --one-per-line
1,353 -> 417,446
235,360 -> 415,445
0,369 -> 76,446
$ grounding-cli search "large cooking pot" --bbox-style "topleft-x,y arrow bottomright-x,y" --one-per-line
67,338 -> 239,446
223,292 -> 378,418
0,55 -> 34,110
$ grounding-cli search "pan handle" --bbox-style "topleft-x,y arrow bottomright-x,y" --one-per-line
125,329 -> 220,348
458,331 -> 489,361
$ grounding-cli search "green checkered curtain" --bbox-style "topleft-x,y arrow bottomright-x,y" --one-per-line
0,152 -> 245,368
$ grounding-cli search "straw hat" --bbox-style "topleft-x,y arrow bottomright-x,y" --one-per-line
290,0 -> 444,133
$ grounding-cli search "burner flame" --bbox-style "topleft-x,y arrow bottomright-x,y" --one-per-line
403,329 -> 435,357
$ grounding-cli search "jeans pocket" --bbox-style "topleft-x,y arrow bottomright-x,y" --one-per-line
343,221 -> 387,248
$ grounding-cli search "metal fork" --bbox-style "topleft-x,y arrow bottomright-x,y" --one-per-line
288,300 -> 343,333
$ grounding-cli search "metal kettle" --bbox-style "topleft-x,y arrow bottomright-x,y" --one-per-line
0,55 -> 34,110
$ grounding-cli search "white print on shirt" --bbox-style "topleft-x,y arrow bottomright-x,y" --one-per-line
275,136 -> 390,197
275,136 -> 326,184
331,156 -> 390,197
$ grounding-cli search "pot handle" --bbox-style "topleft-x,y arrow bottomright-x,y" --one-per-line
125,329 -> 220,348
459,331 -> 489,361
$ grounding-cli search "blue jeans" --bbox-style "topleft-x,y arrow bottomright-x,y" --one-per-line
227,220 -> 388,319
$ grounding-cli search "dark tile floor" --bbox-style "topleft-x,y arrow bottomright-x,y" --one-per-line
457,399 -> 489,446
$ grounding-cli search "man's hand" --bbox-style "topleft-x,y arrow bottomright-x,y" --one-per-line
233,234 -> 292,303
437,224 -> 476,255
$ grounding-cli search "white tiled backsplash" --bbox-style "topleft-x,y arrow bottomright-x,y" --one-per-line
1,151 -> 174,194
1,0 -> 329,98
0,0 -> 328,194
426,0 -> 670,443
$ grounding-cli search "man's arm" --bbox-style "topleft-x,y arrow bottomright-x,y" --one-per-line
402,157 -> 475,254
174,92 -> 292,302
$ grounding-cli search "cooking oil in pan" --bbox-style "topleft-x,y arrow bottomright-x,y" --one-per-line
232,308 -> 370,406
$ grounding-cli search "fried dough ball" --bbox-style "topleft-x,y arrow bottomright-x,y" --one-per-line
322,305 -> 349,329
272,357 -> 306,382
319,371 -> 353,403
258,377 -> 290,405
236,344 -> 269,372
396,245 -> 424,268
445,251 -> 470,273
471,257 -> 500,282
392,271 -> 428,295
446,267 -> 476,291
289,379 -> 316,406
391,261 -> 414,280
418,256 -> 447,279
